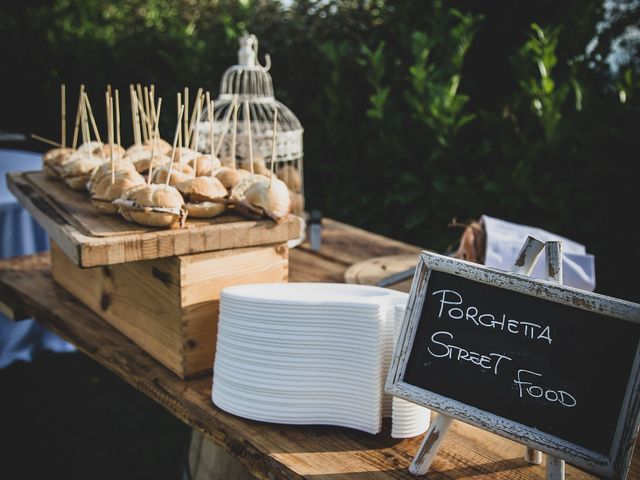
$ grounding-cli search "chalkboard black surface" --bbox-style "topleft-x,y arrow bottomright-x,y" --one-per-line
386,252 -> 640,479
404,270 -> 638,455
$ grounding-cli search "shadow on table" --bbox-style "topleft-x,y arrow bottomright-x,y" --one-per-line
303,457 -> 535,479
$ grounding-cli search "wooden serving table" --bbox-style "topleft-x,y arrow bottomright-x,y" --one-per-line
0,219 -> 636,480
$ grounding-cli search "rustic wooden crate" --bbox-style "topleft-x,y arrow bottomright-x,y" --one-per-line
7,170 -> 300,378
51,241 -> 289,378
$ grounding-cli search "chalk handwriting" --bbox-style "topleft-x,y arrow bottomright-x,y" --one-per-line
428,330 -> 512,375
514,369 -> 577,407
432,289 -> 552,344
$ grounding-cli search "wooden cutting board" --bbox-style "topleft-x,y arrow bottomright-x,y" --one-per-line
344,254 -> 420,293
7,171 -> 302,268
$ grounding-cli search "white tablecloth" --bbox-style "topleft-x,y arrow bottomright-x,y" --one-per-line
0,149 -> 75,368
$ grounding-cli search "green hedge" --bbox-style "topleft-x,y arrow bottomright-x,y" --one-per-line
1,0 -> 638,299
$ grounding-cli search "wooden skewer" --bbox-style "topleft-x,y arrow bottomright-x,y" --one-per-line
167,105 -> 185,186
111,95 -> 116,182
61,84 -> 66,147
231,98 -> 239,170
207,95 -> 215,178
245,101 -> 254,174
205,92 -> 212,153
135,98 -> 153,145
193,94 -> 205,150
81,92 -> 90,145
214,97 -> 236,159
136,84 -> 148,143
130,85 -> 140,146
135,90 -> 143,146
186,88 -> 203,150
83,92 -> 102,144
72,85 -> 85,149
183,87 -> 190,148
150,85 -> 156,123
190,93 -> 203,152
31,134 -> 61,148
115,89 -> 121,148
183,87 -> 189,148
177,92 -> 183,152
80,94 -> 94,164
192,100 -> 202,178
106,92 -> 115,184
144,86 -> 151,140
147,98 -> 163,185
270,106 -> 278,184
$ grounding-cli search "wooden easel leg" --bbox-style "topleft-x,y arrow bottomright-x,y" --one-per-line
509,236 -> 546,465
525,447 -> 543,465
409,414 -> 453,475
545,242 -> 565,479
546,456 -> 565,480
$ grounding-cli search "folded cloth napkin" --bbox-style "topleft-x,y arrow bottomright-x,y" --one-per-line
481,215 -> 596,291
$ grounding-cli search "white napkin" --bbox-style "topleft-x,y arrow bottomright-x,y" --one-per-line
481,215 -> 596,291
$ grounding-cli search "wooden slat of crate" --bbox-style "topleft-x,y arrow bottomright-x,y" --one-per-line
50,241 -> 289,378
7,171 -> 302,267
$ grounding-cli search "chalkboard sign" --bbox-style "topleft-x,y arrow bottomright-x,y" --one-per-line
386,252 -> 640,480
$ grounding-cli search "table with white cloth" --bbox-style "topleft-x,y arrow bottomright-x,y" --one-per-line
0,149 -> 74,368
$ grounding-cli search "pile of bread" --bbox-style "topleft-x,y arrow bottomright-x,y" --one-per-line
44,139 -> 296,228
39,85 -> 300,228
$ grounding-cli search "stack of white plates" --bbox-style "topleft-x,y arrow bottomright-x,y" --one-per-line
212,283 -> 430,436
386,304 -> 431,438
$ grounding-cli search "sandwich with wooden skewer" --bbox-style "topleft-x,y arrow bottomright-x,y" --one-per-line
213,96 -> 251,190
171,89 -> 202,166
114,98 -> 187,228
230,106 -> 290,223
41,84 -> 75,178
89,90 -> 144,213
61,91 -> 103,190
149,91 -> 198,185
228,100 -> 272,202
175,99 -> 228,218
187,92 -> 222,177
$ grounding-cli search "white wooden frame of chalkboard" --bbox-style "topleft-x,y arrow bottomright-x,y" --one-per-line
385,251 -> 640,480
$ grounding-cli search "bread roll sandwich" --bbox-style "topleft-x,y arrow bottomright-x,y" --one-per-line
151,163 -> 194,186
232,177 -> 290,223
43,147 -> 75,179
188,154 -> 221,177
61,153 -> 103,190
90,169 -> 146,214
176,176 -> 228,218
114,183 -> 187,228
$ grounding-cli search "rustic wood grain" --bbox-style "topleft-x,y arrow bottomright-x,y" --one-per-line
7,171 -> 302,267
343,254 -> 418,292
50,241 -> 288,378
2,218 -> 634,479
298,219 -> 422,266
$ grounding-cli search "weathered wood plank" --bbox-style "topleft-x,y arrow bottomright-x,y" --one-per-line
0,250 -> 620,480
299,219 -> 422,266
6,171 -> 302,267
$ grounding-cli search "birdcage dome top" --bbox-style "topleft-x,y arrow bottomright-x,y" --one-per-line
201,34 -> 302,163
215,34 -> 302,131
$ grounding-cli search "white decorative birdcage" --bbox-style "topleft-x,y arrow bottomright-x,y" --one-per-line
197,34 -> 305,218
